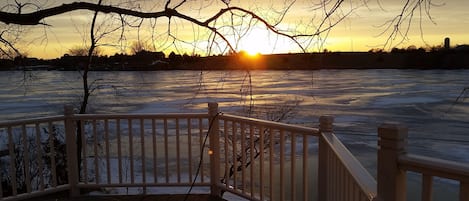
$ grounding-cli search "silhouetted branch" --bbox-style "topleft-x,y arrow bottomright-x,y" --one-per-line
376,0 -> 442,48
0,2 -> 307,52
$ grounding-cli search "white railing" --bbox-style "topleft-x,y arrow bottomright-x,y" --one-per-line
376,123 -> 469,201
70,112 -> 211,191
208,103 -> 377,201
1,103 -> 467,201
318,116 -> 377,201
0,107 -> 212,201
0,116 -> 70,200
215,113 -> 320,201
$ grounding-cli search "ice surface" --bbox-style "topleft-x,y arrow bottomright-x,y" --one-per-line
1,69 -> 468,200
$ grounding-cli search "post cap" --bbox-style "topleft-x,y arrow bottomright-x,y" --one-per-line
378,123 -> 408,140
319,115 -> 334,132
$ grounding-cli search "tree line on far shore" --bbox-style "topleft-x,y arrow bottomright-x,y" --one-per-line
2,43 -> 469,71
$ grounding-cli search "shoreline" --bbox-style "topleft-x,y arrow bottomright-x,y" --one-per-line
3,51 -> 469,71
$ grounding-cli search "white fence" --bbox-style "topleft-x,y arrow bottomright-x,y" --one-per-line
0,103 -> 467,201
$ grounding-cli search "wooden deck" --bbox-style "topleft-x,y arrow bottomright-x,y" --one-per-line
22,192 -> 227,201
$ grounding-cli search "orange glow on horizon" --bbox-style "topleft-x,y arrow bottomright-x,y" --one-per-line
245,51 -> 261,58
237,51 -> 266,70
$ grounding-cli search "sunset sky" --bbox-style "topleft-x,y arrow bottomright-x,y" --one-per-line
3,0 -> 468,59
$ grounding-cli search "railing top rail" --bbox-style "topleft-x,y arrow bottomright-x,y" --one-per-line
0,115 -> 65,127
399,154 -> 469,182
72,112 -> 209,120
0,113 -> 210,127
321,132 -> 377,199
219,113 -> 320,135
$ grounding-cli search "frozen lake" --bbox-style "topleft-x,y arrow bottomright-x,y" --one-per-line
0,69 -> 468,186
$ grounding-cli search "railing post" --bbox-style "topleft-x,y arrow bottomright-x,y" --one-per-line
64,105 -> 79,197
318,115 -> 334,201
377,123 -> 407,201
208,102 -> 222,197
461,182 -> 469,201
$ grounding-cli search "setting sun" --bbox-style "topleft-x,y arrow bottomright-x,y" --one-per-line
238,27 -> 295,55
239,29 -> 266,55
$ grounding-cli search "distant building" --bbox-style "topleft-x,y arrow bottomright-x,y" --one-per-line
444,37 -> 450,49
455,45 -> 469,52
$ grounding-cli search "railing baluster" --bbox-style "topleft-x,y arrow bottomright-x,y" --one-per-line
104,119 -> 111,184
176,118 -> 181,183
128,119 -> 134,184
35,123 -> 44,191
48,122 -> 57,187
361,191 -> 368,201
291,133 -> 297,201
240,122 -> 246,194
422,174 -> 433,201
0,166 -> 2,197
188,118 -> 192,182
152,118 -> 158,183
116,119 -> 123,184
279,130 -> 285,201
198,117 -> 204,183
164,118 -> 169,183
330,153 -> 335,201
223,120 -> 230,188
337,154 -> 342,201
140,118 -> 146,191
21,125 -> 31,193
345,170 -> 350,201
353,179 -> 359,201
259,125 -> 265,201
335,155 -> 340,201
340,158 -> 345,201
232,121 -> 237,191
8,126 -> 17,196
249,123 -> 255,199
93,120 -> 99,184
80,120 -> 87,184
223,119 -> 229,189
348,170 -> 353,201
340,155 -> 345,200
269,128 -> 274,201
303,134 -> 308,201
333,154 -> 342,200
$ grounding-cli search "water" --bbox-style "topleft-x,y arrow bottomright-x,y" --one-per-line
1,69 -> 468,199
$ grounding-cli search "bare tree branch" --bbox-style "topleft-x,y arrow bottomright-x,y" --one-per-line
375,0 -> 442,48
0,29 -> 20,58
0,2 -> 307,52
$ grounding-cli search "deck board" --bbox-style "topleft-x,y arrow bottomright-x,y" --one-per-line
23,193 -> 227,201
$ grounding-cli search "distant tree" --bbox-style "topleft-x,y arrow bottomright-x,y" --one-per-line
129,41 -> 152,55
368,48 -> 384,53
68,45 -> 102,57
168,51 -> 182,62
391,47 -> 403,53
417,47 -> 426,52
407,45 -> 417,51
430,45 -> 444,52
